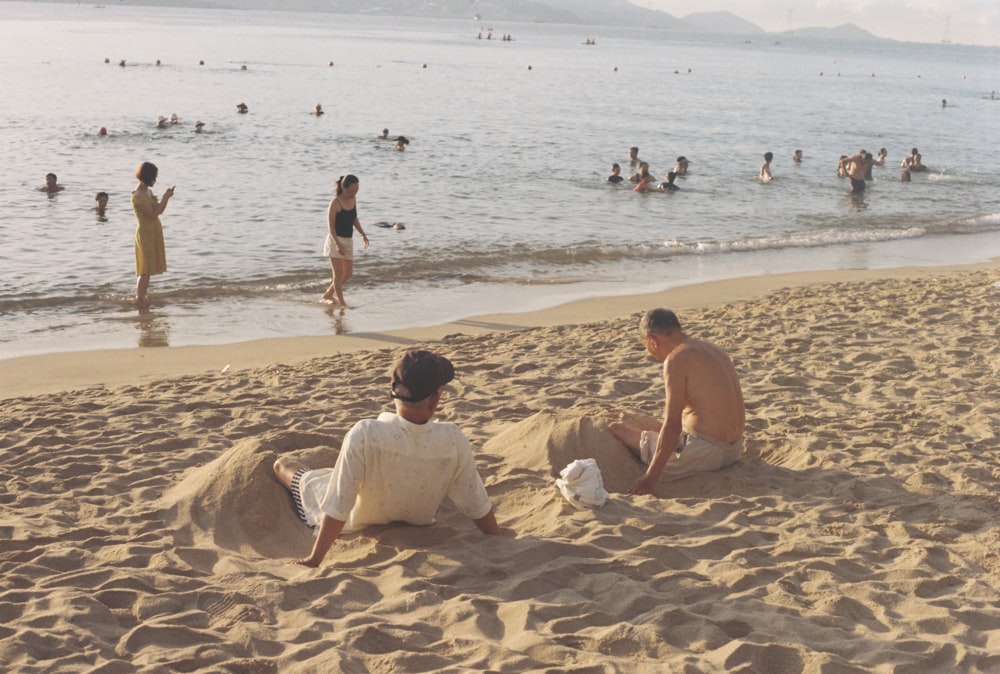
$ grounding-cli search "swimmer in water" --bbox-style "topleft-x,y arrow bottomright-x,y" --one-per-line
628,161 -> 650,184
793,149 -> 802,164
658,171 -> 679,192
237,102 -> 249,114
93,191 -> 109,215
395,136 -> 409,151
632,170 -> 656,193
40,172 -> 64,193
374,221 -> 406,230
608,163 -> 624,184
673,156 -> 690,175
873,148 -> 887,166
628,146 -> 640,168
379,128 -> 389,139
759,152 -> 773,181
313,104 -> 324,116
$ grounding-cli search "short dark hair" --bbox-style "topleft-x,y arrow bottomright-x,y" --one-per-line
764,152 -> 773,162
135,162 -> 158,186
640,308 -> 681,335
95,191 -> 108,200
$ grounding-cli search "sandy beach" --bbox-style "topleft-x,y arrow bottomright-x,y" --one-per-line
2,262 -> 1000,673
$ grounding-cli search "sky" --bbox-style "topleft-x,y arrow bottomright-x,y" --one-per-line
640,0 -> 1000,47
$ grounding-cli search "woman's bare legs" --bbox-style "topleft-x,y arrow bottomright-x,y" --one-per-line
136,274 -> 151,307
323,257 -> 353,307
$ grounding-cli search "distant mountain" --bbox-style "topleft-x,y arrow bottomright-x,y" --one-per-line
788,24 -> 880,41
681,11 -> 765,35
17,0 -> 887,40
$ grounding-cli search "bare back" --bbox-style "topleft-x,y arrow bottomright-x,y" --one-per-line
665,337 -> 745,443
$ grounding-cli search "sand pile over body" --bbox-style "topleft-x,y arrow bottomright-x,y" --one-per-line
2,269 -> 1000,672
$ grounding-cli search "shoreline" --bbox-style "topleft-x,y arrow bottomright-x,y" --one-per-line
4,259 -> 998,400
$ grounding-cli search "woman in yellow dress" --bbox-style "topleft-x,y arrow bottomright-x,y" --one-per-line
131,161 -> 174,307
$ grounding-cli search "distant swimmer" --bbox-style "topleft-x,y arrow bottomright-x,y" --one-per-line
608,163 -> 624,184
839,150 -> 871,194
98,126 -> 107,136
628,146 -> 640,168
759,152 -> 773,182
632,170 -> 656,193
40,172 -> 64,193
673,156 -> 690,174
379,128 -> 390,139
236,102 -> 249,114
93,191 -> 108,216
194,120 -> 205,133
873,148 -> 887,166
394,136 -> 409,151
169,113 -> 181,125
313,104 -> 324,116
941,98 -> 947,108
629,161 -> 650,184
658,171 -> 679,192
902,147 -> 927,172
156,116 -> 168,129
374,221 -> 406,230
837,155 -> 848,177
793,149 -> 802,164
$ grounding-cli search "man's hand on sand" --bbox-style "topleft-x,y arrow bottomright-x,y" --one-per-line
628,474 -> 658,496
289,558 -> 320,568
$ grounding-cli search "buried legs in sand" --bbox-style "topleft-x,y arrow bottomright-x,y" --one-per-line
273,455 -> 312,491
608,412 -> 661,464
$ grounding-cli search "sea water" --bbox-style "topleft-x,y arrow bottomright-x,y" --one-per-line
2,2 -> 999,358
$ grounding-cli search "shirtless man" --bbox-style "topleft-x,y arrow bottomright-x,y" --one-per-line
839,150 -> 871,194
610,309 -> 745,496
629,161 -> 650,184
40,173 -> 64,193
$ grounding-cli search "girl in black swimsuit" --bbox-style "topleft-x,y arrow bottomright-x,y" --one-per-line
322,174 -> 369,306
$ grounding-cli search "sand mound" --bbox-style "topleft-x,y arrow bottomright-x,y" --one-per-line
161,431 -> 338,559
486,410 -> 646,493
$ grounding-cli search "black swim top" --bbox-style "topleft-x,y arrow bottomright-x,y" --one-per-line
333,205 -> 357,238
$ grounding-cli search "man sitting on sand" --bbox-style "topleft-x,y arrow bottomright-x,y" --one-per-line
610,309 -> 746,496
273,349 -> 502,567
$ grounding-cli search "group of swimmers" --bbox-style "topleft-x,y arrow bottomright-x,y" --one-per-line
38,173 -> 109,216
609,143 -> 928,197
609,147 -> 689,193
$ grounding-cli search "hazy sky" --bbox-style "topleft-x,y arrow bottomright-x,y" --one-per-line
641,0 -> 999,46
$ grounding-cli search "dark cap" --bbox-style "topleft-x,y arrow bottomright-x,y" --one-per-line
390,350 -> 455,403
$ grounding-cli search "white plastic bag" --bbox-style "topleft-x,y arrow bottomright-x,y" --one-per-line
556,458 -> 609,510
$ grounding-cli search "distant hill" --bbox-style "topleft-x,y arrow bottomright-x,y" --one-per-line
788,24 -> 880,41
681,11 -> 765,35
16,0 -> 887,40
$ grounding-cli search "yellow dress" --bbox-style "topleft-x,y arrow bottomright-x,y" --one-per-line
131,189 -> 167,276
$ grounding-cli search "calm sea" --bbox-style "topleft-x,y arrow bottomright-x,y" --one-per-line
2,2 -> 999,358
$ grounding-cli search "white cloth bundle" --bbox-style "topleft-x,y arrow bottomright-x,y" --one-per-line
556,458 -> 609,510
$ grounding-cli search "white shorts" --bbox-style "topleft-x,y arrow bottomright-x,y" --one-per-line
290,467 -> 335,528
638,429 -> 743,481
323,234 -> 354,261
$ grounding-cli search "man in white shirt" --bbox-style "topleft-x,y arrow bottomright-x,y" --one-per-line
274,349 -> 501,567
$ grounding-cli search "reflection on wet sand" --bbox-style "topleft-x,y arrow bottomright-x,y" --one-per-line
135,306 -> 170,347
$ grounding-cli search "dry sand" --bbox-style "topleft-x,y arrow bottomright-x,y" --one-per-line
2,264 -> 999,672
